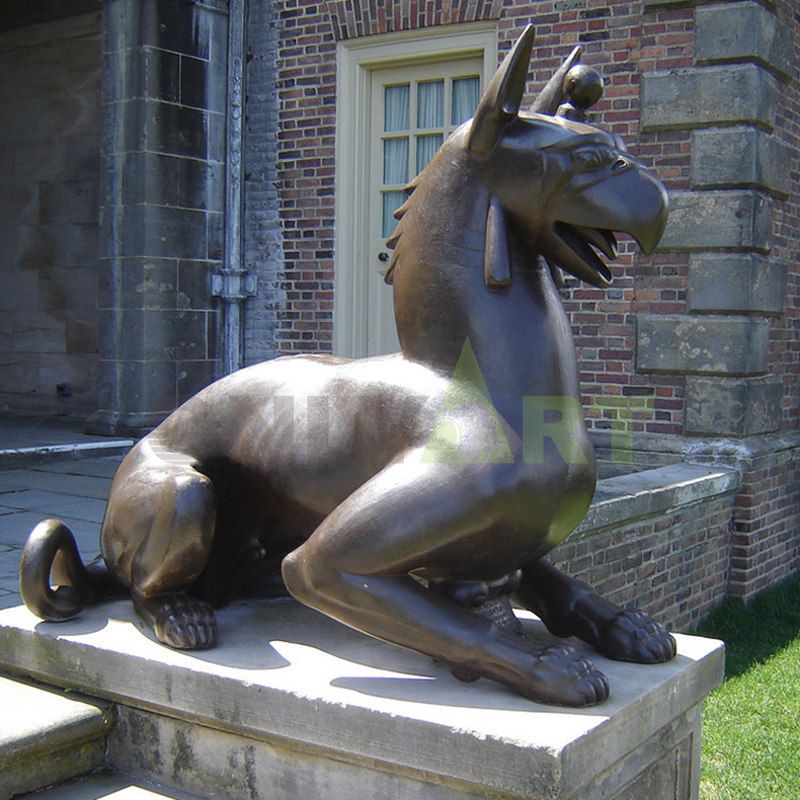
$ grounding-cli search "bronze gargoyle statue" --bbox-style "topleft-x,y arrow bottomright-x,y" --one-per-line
20,26 -> 675,707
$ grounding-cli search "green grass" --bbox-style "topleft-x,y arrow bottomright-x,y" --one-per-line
695,572 -> 800,800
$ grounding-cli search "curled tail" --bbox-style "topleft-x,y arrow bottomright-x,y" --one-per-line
19,519 -> 122,621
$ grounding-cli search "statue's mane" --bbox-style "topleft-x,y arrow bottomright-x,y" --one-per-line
382,173 -> 422,286
382,136 -> 513,293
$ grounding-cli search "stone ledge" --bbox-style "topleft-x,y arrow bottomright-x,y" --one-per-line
688,253 -> 786,314
641,65 -> 779,132
590,429 -> 800,470
0,601 -> 724,800
0,439 -> 133,470
644,0 -> 776,8
637,314 -> 770,375
695,2 -> 793,82
658,190 -> 772,252
642,0 -> 694,8
577,463 -> 739,535
691,127 -> 791,198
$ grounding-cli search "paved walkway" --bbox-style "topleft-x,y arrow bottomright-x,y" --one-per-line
0,455 -> 125,610
0,415 -> 132,610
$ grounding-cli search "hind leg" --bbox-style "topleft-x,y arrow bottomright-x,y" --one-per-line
102,444 -> 218,649
515,560 -> 676,663
282,452 -> 609,706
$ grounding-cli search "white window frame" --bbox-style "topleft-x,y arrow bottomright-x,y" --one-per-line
333,23 -> 498,357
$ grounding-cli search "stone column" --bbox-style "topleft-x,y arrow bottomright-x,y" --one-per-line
638,0 -> 792,438
88,0 -> 228,435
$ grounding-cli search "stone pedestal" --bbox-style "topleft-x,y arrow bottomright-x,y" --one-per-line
0,599 -> 722,800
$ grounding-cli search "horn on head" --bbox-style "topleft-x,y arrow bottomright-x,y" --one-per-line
466,24 -> 535,158
528,45 -> 582,115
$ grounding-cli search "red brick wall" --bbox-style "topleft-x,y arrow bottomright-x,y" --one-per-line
273,1 -> 338,352
552,492 -> 734,631
272,0 -> 797,435
771,0 -> 800,432
272,0 -> 698,431
730,451 -> 800,599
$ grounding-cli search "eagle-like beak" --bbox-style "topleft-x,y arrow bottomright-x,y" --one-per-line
542,163 -> 669,286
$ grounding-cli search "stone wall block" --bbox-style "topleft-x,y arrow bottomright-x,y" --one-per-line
39,268 -> 97,311
180,54 -> 227,113
177,358 -> 217,405
38,179 -> 98,225
177,261 -> 217,310
66,315 -> 99,354
114,359 -> 179,414
143,47 -> 181,103
695,2 -> 793,82
103,0 -> 224,59
0,311 -> 66,354
111,309 -> 209,362
140,100 -> 209,160
688,253 -> 786,315
658,190 -> 772,252
104,46 -> 180,104
120,205 -> 208,260
641,65 -> 779,132
691,127 -> 791,198
685,376 -> 783,436
98,257 -> 179,310
0,271 -> 39,311
123,152 -> 224,212
637,314 -> 770,375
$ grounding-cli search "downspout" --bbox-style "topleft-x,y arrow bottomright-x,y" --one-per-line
212,0 -> 256,375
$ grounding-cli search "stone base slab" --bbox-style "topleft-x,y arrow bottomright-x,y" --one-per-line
0,599 -> 724,800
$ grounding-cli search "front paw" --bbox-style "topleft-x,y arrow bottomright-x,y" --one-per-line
525,644 -> 610,707
153,594 -> 218,650
598,609 -> 676,663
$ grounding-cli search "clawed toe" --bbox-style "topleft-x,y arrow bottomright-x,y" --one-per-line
153,595 -> 218,650
527,644 -> 610,707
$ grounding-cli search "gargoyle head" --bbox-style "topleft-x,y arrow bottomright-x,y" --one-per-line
467,25 -> 668,289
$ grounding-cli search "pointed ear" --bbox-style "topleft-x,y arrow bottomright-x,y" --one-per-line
484,196 -> 512,291
528,45 -> 581,115
467,24 -> 535,158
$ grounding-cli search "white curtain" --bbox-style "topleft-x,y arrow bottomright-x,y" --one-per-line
383,138 -> 408,184
382,191 -> 404,237
452,76 -> 479,125
384,84 -> 409,131
416,134 -> 443,174
417,80 -> 443,128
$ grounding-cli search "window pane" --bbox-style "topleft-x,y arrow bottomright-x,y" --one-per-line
417,80 -> 443,129
383,138 -> 408,185
382,191 -> 405,238
452,76 -> 480,125
384,84 -> 409,132
416,133 -> 443,174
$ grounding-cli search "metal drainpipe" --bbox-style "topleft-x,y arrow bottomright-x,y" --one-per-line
212,0 -> 256,375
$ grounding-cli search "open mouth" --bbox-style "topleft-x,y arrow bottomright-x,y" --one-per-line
550,222 -> 617,286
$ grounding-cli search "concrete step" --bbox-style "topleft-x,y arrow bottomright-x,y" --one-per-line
0,675 -> 112,800
17,770 -> 207,799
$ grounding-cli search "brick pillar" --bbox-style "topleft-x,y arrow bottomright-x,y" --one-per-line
637,0 -> 799,599
637,2 -> 791,436
638,0 -> 791,437
88,0 -> 227,435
